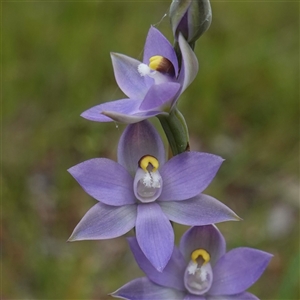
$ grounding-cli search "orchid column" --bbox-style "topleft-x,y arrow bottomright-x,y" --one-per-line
67,1 -> 272,298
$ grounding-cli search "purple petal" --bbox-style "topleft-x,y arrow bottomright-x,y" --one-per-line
139,82 -> 181,111
209,248 -> 273,295
184,295 -> 206,300
81,98 -> 141,123
101,109 -> 161,124
160,194 -> 240,226
179,225 -> 226,267
68,158 -> 135,206
136,202 -> 174,271
102,109 -> 161,124
170,1 -> 191,39
177,33 -> 199,94
143,27 -> 179,76
159,152 -> 224,201
128,237 -> 186,291
111,277 -> 185,300
118,120 -> 166,176
207,292 -> 259,300
68,202 -> 136,241
111,53 -> 148,99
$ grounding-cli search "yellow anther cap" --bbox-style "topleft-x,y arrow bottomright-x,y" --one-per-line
191,249 -> 210,266
149,56 -> 164,70
139,155 -> 159,172
148,56 -> 175,74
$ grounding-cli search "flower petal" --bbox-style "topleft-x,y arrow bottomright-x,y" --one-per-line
179,225 -> 226,267
128,237 -> 186,291
184,294 -> 206,300
209,248 -> 273,295
178,33 -> 199,94
159,152 -> 224,201
136,202 -> 174,271
68,158 -> 135,206
68,202 -> 136,241
118,120 -> 166,176
143,26 -> 179,76
81,98 -> 141,123
169,1 -> 191,39
111,52 -> 148,99
111,277 -> 185,300
139,82 -> 181,111
160,194 -> 240,226
102,109 -> 161,124
206,292 -> 259,300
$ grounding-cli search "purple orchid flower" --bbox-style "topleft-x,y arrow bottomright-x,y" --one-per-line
112,225 -> 273,300
80,26 -> 198,124
68,121 -> 239,271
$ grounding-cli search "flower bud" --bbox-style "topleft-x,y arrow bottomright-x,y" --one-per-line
169,0 -> 212,45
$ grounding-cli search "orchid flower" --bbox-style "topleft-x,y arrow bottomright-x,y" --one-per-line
81,26 -> 198,124
112,225 -> 272,300
68,121 -> 239,271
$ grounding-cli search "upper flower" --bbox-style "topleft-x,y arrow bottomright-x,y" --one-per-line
68,121 -> 239,271
112,225 -> 273,300
80,26 -> 198,124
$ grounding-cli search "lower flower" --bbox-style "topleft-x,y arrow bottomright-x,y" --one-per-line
112,225 -> 272,300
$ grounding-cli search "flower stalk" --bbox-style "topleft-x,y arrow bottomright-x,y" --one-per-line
158,107 -> 190,156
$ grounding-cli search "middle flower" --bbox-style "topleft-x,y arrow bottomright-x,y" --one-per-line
68,121 -> 239,271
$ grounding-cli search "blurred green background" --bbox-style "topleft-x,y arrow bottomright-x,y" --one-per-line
3,0 -> 299,299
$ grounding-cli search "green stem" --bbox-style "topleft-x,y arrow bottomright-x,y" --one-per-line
158,108 -> 190,156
